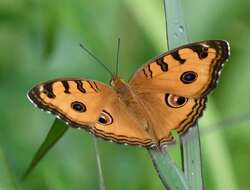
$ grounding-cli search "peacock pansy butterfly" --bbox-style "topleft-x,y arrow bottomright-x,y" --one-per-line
28,40 -> 230,148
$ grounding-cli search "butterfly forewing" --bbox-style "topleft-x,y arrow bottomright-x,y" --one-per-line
129,40 -> 229,98
28,79 -> 111,126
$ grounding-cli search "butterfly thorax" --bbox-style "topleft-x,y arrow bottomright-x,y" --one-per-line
111,76 -> 146,122
111,76 -> 158,142
111,76 -> 131,96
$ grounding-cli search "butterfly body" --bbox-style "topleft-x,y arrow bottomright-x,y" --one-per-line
111,76 -> 159,144
28,40 -> 230,149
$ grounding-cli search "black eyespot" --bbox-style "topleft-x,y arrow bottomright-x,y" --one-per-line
165,94 -> 188,108
71,101 -> 86,112
98,117 -> 107,124
98,110 -> 113,126
180,71 -> 198,84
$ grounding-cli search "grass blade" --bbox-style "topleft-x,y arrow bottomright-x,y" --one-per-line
148,147 -> 189,190
164,0 -> 188,49
23,119 -> 68,179
147,0 -> 204,189
92,137 -> 106,190
164,0 -> 204,189
146,1 -> 192,189
181,126 -> 204,189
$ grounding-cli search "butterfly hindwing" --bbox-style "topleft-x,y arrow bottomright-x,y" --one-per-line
135,92 -> 206,146
28,79 -> 153,147
94,97 -> 153,146
129,40 -> 229,98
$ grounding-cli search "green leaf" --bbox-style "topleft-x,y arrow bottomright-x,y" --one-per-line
23,119 -> 68,179
164,0 -> 188,48
148,148 -> 189,190
181,126 -> 204,189
164,0 -> 204,189
148,0 -> 204,188
128,0 -> 203,189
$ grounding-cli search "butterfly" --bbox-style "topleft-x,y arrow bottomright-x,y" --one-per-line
28,40 -> 229,149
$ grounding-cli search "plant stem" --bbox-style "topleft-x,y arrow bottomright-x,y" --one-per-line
164,0 -> 204,189
93,136 -> 106,190
163,0 -> 187,49
148,0 -> 204,189
181,126 -> 204,189
148,147 -> 189,190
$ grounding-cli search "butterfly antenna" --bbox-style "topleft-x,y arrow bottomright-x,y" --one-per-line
115,38 -> 121,76
80,43 -> 114,76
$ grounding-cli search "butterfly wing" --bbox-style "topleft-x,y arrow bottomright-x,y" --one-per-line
129,40 -> 229,146
135,92 -> 206,147
129,40 -> 229,98
94,97 -> 152,146
28,79 -> 153,147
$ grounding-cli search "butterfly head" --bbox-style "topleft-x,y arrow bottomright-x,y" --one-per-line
111,75 -> 124,87
110,76 -> 129,94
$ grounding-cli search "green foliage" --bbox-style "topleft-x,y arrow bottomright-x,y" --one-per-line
0,0 -> 249,189
23,119 -> 68,179
0,145 -> 17,190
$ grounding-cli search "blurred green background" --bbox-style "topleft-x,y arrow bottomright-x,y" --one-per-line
0,0 -> 250,189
